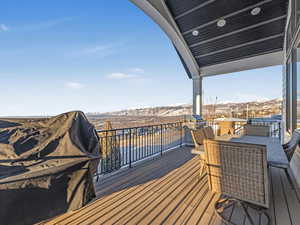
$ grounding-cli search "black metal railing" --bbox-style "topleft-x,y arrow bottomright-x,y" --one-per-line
248,120 -> 282,139
206,119 -> 282,139
96,122 -> 183,175
95,118 -> 282,177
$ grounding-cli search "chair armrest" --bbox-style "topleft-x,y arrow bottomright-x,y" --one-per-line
191,147 -> 204,155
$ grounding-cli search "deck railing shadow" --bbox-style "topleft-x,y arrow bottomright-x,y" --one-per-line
95,146 -> 196,198
48,148 -> 209,225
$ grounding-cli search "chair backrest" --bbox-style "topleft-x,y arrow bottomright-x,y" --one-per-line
244,124 -> 270,137
191,129 -> 206,147
219,121 -> 235,136
284,130 -> 300,161
203,139 -> 269,208
203,126 -> 215,139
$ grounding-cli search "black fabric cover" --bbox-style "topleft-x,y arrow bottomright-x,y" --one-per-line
0,111 -> 100,225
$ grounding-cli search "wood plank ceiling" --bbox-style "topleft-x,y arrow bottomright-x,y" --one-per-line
166,0 -> 288,68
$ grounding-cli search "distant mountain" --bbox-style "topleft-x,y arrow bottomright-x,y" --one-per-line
88,98 -> 282,117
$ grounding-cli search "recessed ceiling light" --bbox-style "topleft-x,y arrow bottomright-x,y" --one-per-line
217,19 -> 226,27
192,30 -> 199,36
251,7 -> 261,16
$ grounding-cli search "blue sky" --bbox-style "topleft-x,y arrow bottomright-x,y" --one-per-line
0,1 -> 282,116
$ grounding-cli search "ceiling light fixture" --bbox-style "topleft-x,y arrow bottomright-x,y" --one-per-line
217,19 -> 226,27
251,7 -> 261,16
192,30 -> 199,36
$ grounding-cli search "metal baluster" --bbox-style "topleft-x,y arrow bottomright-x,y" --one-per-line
135,128 -> 138,161
105,131 -> 109,173
125,132 -> 128,165
146,128 -> 148,157
151,126 -> 154,154
160,124 -> 163,155
121,130 -> 124,166
180,122 -> 183,147
137,128 -> 140,160
113,131 -> 116,167
100,137 -> 103,175
129,129 -> 132,168
279,122 -> 281,141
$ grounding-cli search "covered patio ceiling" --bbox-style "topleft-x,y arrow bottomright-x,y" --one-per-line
131,0 -> 288,77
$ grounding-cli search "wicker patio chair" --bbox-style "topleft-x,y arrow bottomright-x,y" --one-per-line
191,128 -> 206,147
219,121 -> 235,136
244,124 -> 270,137
203,126 -> 215,139
191,129 -> 206,177
203,139 -> 270,225
282,130 -> 300,161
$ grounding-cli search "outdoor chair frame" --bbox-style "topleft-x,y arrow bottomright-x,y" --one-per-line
203,139 -> 270,225
243,124 -> 270,137
191,129 -> 206,178
282,130 -> 300,161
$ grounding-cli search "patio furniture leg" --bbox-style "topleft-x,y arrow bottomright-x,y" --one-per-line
214,197 -> 270,225
285,168 -> 295,189
270,166 -> 294,189
198,158 -> 206,180
241,202 -> 255,225
198,163 -> 204,180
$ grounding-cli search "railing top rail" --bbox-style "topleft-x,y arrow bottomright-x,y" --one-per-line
207,119 -> 281,124
97,121 -> 183,133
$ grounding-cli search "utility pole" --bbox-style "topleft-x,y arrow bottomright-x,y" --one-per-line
213,96 -> 218,119
246,104 -> 249,120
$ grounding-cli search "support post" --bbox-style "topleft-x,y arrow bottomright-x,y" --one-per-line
193,76 -> 203,117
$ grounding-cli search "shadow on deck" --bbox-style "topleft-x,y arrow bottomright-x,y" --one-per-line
46,146 -> 300,225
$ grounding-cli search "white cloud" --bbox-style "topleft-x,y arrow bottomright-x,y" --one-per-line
81,45 -> 116,57
0,24 -> 9,32
130,68 -> 145,73
83,45 -> 113,54
106,73 -> 138,80
16,17 -> 73,32
70,43 -> 123,58
1,18 -> 73,33
65,82 -> 84,89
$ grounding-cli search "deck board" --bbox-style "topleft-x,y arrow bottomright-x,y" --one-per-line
278,168 -> 300,225
45,146 -> 300,225
270,167 -> 291,225
266,168 -> 276,225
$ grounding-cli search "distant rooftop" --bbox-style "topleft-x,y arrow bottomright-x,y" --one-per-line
214,117 -> 247,122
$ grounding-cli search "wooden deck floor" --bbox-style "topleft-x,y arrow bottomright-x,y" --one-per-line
46,147 -> 300,225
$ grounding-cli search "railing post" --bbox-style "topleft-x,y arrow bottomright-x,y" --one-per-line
129,129 -> 132,168
278,121 -> 281,141
180,122 -> 183,147
105,131 -> 108,173
160,124 -> 163,156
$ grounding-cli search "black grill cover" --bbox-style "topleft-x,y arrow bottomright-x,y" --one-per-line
0,111 -> 100,225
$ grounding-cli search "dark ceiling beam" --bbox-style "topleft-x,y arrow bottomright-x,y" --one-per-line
181,0 -> 272,36
198,51 -> 283,76
189,15 -> 286,48
195,33 -> 284,58
174,0 -> 216,20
